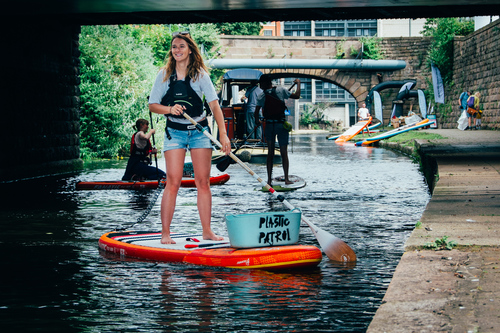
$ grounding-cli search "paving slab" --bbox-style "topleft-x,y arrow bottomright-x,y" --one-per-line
367,129 -> 500,332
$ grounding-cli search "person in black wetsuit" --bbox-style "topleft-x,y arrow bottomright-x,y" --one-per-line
122,118 -> 165,181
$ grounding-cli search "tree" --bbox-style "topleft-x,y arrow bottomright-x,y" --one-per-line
79,25 -> 157,159
79,24 -> 224,159
421,18 -> 474,84
214,22 -> 261,35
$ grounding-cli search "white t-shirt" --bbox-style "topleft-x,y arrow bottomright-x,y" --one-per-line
358,107 -> 370,119
148,68 -> 218,125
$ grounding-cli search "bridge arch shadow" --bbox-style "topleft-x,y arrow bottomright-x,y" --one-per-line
259,68 -> 382,104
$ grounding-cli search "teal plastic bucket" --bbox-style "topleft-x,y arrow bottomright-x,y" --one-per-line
225,209 -> 301,248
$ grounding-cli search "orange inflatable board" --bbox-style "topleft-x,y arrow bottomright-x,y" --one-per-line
335,117 -> 372,143
99,231 -> 322,270
76,173 -> 230,190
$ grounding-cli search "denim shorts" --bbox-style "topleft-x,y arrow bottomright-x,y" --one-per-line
264,122 -> 289,147
162,127 -> 213,152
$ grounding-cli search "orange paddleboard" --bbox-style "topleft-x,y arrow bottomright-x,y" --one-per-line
335,117 -> 372,143
99,231 -> 322,270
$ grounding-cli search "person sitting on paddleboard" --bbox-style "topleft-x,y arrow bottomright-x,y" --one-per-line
148,31 -> 231,245
122,118 -> 166,181
254,75 -> 301,186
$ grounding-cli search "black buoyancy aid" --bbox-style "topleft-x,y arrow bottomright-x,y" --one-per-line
263,87 -> 287,121
160,74 -> 204,119
130,132 -> 152,163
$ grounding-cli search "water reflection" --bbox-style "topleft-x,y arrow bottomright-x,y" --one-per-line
0,134 -> 430,332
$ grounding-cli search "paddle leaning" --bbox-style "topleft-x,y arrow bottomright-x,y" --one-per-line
149,111 -> 161,181
182,112 -> 357,262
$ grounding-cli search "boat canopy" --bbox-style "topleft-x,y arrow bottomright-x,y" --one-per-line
222,68 -> 263,82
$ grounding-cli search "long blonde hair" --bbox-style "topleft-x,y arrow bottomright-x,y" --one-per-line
162,33 -> 208,82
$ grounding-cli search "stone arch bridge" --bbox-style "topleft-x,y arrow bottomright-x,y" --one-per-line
252,68 -> 378,104
216,35 -> 431,105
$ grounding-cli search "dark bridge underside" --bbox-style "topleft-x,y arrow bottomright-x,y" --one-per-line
5,1 -> 500,24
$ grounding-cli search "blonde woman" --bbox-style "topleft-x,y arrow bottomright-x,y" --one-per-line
148,31 -> 231,244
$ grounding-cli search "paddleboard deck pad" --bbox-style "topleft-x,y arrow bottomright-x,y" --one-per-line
257,175 -> 306,192
76,173 -> 230,190
335,117 -> 372,143
355,118 -> 430,146
99,231 -> 322,270
327,121 -> 381,141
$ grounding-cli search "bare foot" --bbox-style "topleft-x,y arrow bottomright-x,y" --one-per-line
203,231 -> 224,241
161,235 -> 176,244
284,179 -> 294,185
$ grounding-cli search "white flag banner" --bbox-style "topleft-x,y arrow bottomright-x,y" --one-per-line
373,91 -> 383,122
431,63 -> 445,104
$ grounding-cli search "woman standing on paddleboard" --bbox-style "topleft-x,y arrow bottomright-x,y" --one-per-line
148,31 -> 231,244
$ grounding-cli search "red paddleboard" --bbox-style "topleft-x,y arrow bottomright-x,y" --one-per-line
99,231 -> 322,270
76,173 -> 230,190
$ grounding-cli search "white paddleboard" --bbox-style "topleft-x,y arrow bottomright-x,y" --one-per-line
257,175 -> 306,192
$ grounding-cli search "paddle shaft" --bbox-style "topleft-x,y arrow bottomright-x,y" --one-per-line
149,111 -> 160,180
182,112 -> 356,262
216,123 -> 260,171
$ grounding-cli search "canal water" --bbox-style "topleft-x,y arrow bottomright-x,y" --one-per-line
0,133 -> 430,332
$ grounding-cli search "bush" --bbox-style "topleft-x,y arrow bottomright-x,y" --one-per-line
79,26 -> 160,159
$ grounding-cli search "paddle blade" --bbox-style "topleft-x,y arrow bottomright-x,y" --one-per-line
216,156 -> 232,172
304,219 -> 357,262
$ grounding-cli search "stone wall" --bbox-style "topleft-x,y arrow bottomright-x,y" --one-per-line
444,19 -> 500,129
0,21 -> 83,181
219,35 -> 433,120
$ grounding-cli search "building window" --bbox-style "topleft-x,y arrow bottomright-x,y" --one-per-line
263,29 -> 273,36
347,21 -> 377,37
315,21 -> 345,37
314,20 -> 377,37
315,81 -> 346,100
284,21 -> 311,36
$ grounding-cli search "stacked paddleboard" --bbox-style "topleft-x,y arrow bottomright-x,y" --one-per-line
355,118 -> 430,146
327,122 -> 381,141
99,231 -> 322,270
334,117 -> 372,143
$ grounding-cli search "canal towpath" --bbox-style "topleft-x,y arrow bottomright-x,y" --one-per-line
367,128 -> 500,332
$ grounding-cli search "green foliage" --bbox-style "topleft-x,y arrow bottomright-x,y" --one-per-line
79,25 -> 157,159
351,35 -> 384,60
335,38 -> 347,59
421,18 -> 474,85
123,24 -> 172,67
79,24 -> 224,159
300,102 -> 335,127
186,24 -> 224,88
424,235 -> 457,250
214,22 -> 262,35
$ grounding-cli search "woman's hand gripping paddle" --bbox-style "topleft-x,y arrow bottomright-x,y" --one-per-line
182,112 -> 356,262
